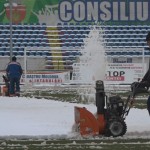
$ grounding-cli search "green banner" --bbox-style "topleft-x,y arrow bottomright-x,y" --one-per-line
0,0 -> 149,25
0,0 -> 59,24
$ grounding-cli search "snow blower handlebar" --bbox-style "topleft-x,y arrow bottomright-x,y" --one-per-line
131,81 -> 149,97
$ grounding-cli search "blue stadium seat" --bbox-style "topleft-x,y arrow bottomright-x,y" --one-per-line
0,52 -> 5,56
145,51 -> 150,55
69,23 -> 75,30
0,23 -> 149,70
18,51 -> 24,56
35,51 -> 43,56
57,22 -> 62,29
29,51 -> 36,56
63,22 -> 68,30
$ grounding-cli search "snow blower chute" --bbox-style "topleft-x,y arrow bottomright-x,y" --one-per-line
74,80 -> 149,137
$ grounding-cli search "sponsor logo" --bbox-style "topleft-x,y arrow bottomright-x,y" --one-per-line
5,5 -> 26,24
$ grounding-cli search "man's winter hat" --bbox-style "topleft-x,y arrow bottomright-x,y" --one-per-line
146,32 -> 150,41
12,56 -> 17,61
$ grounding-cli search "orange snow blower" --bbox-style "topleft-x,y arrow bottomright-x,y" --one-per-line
2,75 -> 21,97
1,75 -> 9,96
74,80 -> 149,137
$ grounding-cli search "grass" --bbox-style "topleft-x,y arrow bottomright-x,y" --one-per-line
21,88 -> 149,109
21,88 -> 87,103
116,92 -> 149,109
1,138 -> 150,150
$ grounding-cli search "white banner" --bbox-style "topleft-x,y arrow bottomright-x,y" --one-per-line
0,71 -> 70,85
0,63 -> 147,86
105,63 -> 147,84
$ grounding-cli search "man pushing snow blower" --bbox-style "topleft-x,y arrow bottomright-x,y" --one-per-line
127,31 -> 150,116
74,32 -> 150,137
140,31 -> 150,115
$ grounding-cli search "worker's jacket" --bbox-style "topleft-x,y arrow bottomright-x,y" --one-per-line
6,61 -> 23,79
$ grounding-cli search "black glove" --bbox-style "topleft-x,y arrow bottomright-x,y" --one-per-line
140,81 -> 150,90
131,81 -> 149,96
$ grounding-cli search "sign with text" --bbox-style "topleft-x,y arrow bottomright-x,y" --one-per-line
0,71 -> 70,85
59,0 -> 149,23
105,63 -> 146,84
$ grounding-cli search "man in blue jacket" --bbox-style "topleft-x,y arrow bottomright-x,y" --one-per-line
6,56 -> 23,96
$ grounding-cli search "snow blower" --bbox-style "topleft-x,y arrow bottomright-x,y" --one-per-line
2,75 -> 9,96
74,80 -> 149,137
2,75 -> 21,97
2,75 -> 20,97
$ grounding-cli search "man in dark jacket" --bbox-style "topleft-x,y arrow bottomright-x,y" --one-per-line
6,56 -> 23,96
141,32 -> 150,115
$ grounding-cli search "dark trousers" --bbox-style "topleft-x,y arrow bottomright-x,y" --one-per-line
147,96 -> 150,115
9,77 -> 20,95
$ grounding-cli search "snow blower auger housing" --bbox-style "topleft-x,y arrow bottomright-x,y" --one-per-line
74,80 -> 149,137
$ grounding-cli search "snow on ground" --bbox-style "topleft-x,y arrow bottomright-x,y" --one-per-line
0,96 -> 150,138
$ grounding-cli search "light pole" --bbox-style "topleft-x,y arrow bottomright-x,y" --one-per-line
9,0 -> 13,61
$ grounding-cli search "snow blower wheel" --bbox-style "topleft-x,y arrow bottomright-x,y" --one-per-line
107,119 -> 127,137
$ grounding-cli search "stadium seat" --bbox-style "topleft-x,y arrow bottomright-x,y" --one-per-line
0,23 -> 149,70
36,51 -> 43,56
29,51 -> 36,56
0,52 -> 5,56
69,23 -> 75,30
57,22 -> 62,29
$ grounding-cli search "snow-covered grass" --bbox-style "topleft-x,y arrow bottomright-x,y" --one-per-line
0,96 -> 150,138
0,95 -> 150,149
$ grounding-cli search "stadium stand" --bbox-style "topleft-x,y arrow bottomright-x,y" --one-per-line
0,22 -> 149,70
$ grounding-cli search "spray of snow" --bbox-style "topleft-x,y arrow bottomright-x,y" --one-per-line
71,25 -> 107,84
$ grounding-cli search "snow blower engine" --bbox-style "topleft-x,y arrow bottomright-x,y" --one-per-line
74,80 -> 149,137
